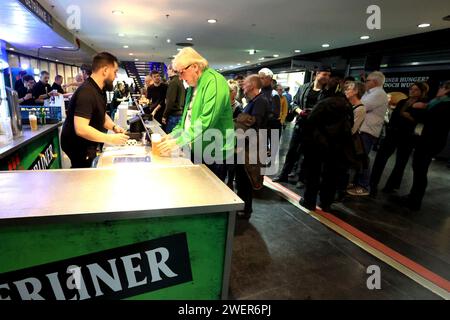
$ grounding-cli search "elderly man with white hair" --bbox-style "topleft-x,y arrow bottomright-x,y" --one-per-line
158,47 -> 234,181
348,71 -> 389,196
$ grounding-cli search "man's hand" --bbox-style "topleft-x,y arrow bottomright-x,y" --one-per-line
162,117 -> 167,125
107,133 -> 129,145
158,138 -> 177,156
24,93 -> 32,100
113,125 -> 126,133
295,107 -> 302,115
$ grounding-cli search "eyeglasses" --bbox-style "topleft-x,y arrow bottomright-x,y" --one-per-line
177,64 -> 192,76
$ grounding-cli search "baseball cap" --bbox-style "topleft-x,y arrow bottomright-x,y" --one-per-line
258,68 -> 274,78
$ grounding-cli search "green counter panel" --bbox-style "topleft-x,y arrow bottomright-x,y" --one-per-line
0,127 -> 61,171
0,212 -> 229,300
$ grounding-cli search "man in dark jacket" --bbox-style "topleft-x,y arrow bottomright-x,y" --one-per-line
300,95 -> 354,211
401,82 -> 450,210
272,66 -> 331,183
259,68 -> 281,158
162,64 -> 186,133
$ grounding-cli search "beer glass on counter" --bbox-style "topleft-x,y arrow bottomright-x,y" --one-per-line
151,133 -> 161,156
29,111 -> 38,131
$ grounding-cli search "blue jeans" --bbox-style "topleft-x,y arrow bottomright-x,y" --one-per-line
165,115 -> 182,134
357,132 -> 377,189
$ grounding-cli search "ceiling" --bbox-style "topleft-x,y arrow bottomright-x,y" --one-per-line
0,1 -> 93,64
3,0 -> 450,70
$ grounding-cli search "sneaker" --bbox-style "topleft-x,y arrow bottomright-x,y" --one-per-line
347,186 -> 370,196
236,211 -> 252,220
272,175 -> 288,183
295,181 -> 305,189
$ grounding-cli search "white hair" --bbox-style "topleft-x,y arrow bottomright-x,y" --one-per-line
173,47 -> 209,71
368,71 -> 385,86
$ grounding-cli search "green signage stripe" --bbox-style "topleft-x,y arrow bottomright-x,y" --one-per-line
0,212 -> 228,300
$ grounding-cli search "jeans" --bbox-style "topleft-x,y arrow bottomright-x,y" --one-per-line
357,132 -> 377,189
165,115 -> 181,134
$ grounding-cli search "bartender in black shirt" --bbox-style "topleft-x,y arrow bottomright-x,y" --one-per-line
61,52 -> 129,168
17,75 -> 36,105
32,71 -> 58,105
51,75 -> 65,94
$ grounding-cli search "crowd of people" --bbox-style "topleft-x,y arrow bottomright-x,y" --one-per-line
14,63 -> 93,106
49,47 -> 449,216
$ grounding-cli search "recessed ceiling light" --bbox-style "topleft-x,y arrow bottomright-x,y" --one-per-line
294,49 -> 301,53
186,37 -> 193,41
134,58 -> 139,61
237,63 -> 241,66
322,43 -> 330,48
229,65 -> 234,68
259,57 -> 265,61
166,39 -> 171,43
129,53 -> 134,56
219,68 -> 223,71
418,23 -> 431,28
411,62 -> 420,65
9,48 -> 15,51
249,49 -> 255,55
246,61 -> 250,63
273,54 -> 279,58
207,19 -> 217,24
42,45 -> 53,48
123,45 -> 129,48
55,59 -> 58,62
112,10 -> 124,15
118,33 -> 125,37
360,35 -> 370,40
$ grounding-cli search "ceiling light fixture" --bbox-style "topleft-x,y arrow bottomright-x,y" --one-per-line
129,53 -> 134,56
360,35 -> 370,40
42,45 -> 53,48
273,54 -> 279,58
134,58 -> 139,61
186,37 -> 193,41
55,59 -> 59,62
322,43 -> 330,48
249,49 -> 255,55
237,63 -> 241,66
294,50 -> 301,53
118,33 -> 125,37
8,48 -> 15,51
259,57 -> 265,61
207,19 -> 217,24
123,45 -> 129,48
246,61 -> 250,63
112,10 -> 124,15
166,39 -> 171,43
418,23 -> 431,28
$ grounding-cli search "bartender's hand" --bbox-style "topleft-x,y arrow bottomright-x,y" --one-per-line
24,93 -> 33,100
107,133 -> 129,145
112,125 -> 126,133
162,117 -> 167,125
158,138 -> 177,156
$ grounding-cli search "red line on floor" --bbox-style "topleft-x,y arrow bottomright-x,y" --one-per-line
264,177 -> 450,293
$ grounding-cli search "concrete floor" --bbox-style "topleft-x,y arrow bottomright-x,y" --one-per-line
228,124 -> 448,300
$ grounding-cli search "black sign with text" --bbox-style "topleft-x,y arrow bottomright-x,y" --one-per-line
0,233 -> 193,300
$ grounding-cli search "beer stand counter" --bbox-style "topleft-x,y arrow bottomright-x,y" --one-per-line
0,121 -> 244,300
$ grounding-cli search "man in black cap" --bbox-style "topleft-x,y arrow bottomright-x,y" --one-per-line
272,66 -> 331,184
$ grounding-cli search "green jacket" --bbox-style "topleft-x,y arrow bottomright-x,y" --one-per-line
171,68 -> 234,160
